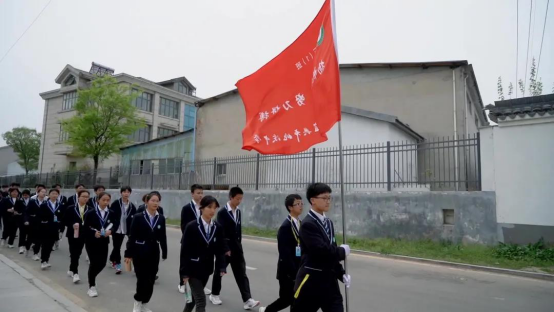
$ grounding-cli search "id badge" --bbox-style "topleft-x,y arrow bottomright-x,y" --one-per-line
53,215 -> 58,223
295,246 -> 301,257
100,228 -> 105,236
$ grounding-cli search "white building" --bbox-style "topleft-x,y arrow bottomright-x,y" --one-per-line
481,94 -> 554,244
38,62 -> 199,173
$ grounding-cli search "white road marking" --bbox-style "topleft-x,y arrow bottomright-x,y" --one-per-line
246,266 -> 257,271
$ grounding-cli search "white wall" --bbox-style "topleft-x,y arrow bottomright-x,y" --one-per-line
480,119 -> 554,226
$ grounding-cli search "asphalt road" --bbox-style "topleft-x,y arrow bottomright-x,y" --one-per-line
1,227 -> 553,312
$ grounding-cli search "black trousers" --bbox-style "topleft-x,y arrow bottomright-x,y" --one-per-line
266,278 -> 295,312
109,233 -> 125,265
1,219 -> 17,245
211,251 -> 252,302
32,227 -> 42,255
68,236 -> 86,274
292,270 -> 344,312
41,238 -> 55,263
184,275 -> 210,312
86,239 -> 109,287
18,223 -> 30,248
133,246 -> 160,303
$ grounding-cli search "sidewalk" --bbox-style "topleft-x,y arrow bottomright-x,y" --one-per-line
0,253 -> 87,312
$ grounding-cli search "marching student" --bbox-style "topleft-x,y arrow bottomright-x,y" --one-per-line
83,192 -> 119,298
1,184 -> 9,197
137,192 -> 165,216
64,189 -> 92,284
0,187 -> 24,248
37,189 -> 64,269
17,190 -> 32,255
27,187 -> 47,260
31,184 -> 39,197
259,194 -> 304,312
125,192 -> 167,312
209,187 -> 260,310
180,195 -> 228,312
109,186 -> 137,274
67,184 -> 86,207
31,184 -> 46,199
179,184 -> 210,297
87,185 -> 106,207
10,183 -> 22,198
52,184 -> 67,250
291,183 -> 351,312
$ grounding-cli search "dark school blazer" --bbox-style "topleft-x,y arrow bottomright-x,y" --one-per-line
216,205 -> 243,253
83,207 -> 119,243
63,204 -> 93,238
179,218 -> 228,279
124,211 -> 168,260
110,198 -> 137,235
276,215 -> 302,280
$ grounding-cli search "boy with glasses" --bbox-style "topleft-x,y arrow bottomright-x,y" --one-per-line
291,183 -> 351,312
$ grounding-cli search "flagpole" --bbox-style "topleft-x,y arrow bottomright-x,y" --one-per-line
330,0 -> 349,311
337,120 -> 350,312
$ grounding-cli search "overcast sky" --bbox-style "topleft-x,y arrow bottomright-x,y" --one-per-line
0,0 -> 552,146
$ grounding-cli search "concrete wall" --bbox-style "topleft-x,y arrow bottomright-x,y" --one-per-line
69,189 -> 498,245
480,118 -> 554,244
0,146 -> 22,176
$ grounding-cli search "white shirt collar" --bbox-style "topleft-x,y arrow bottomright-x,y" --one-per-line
146,210 -> 159,218
201,216 -> 211,229
192,199 -> 200,209
310,209 -> 326,223
290,215 -> 300,229
227,202 -> 239,212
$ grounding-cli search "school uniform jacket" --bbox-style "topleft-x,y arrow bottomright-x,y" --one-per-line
58,194 -> 68,206
124,211 -> 167,260
180,201 -> 200,241
83,207 -> 120,243
0,197 -> 24,223
24,198 -> 46,228
87,196 -> 98,208
19,199 -> 31,225
63,204 -> 93,238
216,205 -> 243,253
179,218 -> 228,280
110,199 -> 137,235
38,201 -> 65,240
276,216 -> 302,280
297,210 -> 345,281
66,194 -> 79,207
137,204 -> 165,216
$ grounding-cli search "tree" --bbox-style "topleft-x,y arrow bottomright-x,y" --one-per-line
518,79 -> 526,97
527,58 -> 543,96
61,75 -> 146,172
2,127 -> 41,174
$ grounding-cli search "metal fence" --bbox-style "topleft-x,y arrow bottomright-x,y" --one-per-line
1,134 -> 481,192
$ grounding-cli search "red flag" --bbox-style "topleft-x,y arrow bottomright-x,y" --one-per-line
236,0 -> 341,155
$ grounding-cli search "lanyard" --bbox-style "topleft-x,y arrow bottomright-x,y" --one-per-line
95,205 -> 109,229
47,201 -> 59,214
144,212 -> 158,230
289,215 -> 301,245
76,205 -> 86,221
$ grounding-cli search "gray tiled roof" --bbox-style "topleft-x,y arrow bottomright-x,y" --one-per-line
486,94 -> 554,123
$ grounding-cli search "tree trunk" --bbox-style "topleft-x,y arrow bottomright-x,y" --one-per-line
93,155 -> 99,184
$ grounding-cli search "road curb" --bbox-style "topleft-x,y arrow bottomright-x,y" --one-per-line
0,254 -> 88,312
241,234 -> 554,282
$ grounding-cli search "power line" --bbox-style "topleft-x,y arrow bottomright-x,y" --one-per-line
516,0 -> 519,99
0,0 -> 54,65
537,0 -> 550,77
524,0 -> 533,95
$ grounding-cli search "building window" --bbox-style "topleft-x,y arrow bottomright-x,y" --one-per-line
59,124 -> 69,142
184,105 -> 196,131
64,75 -> 76,86
62,91 -> 78,111
159,97 -> 179,119
217,163 -> 227,175
131,160 -> 151,175
132,89 -> 153,112
159,158 -> 180,174
177,82 -> 188,94
157,127 -> 177,138
128,125 -> 151,143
